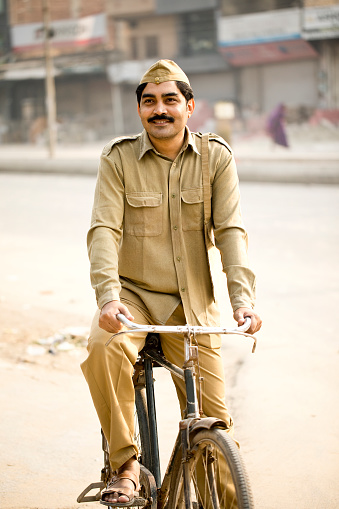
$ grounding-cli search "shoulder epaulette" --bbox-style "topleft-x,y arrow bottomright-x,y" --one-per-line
102,134 -> 141,156
195,132 -> 233,155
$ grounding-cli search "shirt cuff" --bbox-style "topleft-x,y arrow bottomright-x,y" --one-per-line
96,290 -> 121,310
224,265 -> 256,311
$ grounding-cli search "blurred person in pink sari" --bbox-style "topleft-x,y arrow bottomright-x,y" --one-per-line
266,103 -> 289,148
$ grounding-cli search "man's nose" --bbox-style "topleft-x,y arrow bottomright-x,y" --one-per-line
153,101 -> 167,115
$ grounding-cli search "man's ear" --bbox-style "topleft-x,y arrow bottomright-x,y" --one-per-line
137,103 -> 141,118
187,98 -> 195,118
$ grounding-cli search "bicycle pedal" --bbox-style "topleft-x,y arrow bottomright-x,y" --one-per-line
103,496 -> 149,507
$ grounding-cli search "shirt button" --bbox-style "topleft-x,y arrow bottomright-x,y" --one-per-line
171,194 -> 176,198
176,256 -> 181,261
181,287 -> 186,292
173,225 -> 178,231
173,162 -> 177,167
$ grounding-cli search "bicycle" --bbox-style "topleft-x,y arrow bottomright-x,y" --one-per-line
78,314 -> 257,508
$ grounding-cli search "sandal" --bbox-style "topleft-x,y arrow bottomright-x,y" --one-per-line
100,471 -> 140,507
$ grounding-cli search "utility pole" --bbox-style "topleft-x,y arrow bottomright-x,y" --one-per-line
42,0 -> 57,158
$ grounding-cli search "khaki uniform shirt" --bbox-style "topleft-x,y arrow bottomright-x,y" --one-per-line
87,128 -> 256,327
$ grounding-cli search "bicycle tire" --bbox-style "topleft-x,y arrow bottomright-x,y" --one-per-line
134,386 -> 152,471
168,428 -> 254,509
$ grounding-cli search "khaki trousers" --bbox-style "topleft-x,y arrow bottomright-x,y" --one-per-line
81,292 -> 234,472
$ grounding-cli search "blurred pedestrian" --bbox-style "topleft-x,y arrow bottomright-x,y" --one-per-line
266,103 -> 289,148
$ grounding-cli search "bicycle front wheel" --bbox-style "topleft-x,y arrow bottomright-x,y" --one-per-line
168,428 -> 254,509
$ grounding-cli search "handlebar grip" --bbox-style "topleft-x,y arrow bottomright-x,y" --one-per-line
237,316 -> 252,333
117,313 -> 128,323
116,313 -> 138,328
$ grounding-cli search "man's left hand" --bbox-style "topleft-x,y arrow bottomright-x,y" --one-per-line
233,307 -> 262,334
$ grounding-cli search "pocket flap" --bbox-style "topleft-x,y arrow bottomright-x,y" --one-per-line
181,188 -> 204,204
126,193 -> 162,208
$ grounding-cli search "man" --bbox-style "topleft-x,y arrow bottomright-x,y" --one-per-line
81,59 -> 261,506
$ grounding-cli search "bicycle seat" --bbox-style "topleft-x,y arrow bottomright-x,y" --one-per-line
139,332 -> 164,367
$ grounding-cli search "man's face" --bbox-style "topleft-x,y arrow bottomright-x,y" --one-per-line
137,81 -> 194,142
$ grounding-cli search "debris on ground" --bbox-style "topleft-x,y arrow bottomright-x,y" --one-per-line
32,326 -> 90,355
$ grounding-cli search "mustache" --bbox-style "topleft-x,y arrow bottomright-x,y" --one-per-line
148,114 -> 175,123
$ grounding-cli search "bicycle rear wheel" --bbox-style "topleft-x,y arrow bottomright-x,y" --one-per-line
168,428 -> 254,509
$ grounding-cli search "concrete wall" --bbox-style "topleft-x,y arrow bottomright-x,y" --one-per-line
189,59 -> 318,114
121,84 -> 141,135
239,67 -> 264,112
263,60 -> 318,111
240,59 -> 319,113
318,39 -> 339,108
190,72 -> 235,104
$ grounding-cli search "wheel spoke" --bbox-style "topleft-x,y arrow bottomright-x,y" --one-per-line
192,444 -> 220,509
206,448 -> 220,509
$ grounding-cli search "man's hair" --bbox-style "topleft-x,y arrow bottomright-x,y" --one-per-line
136,81 -> 194,105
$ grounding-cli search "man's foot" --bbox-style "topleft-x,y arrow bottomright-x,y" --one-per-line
101,457 -> 140,506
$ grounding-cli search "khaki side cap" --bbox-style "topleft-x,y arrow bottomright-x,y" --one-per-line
139,59 -> 190,86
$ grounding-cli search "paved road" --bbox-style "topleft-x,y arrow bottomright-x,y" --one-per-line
234,182 -> 339,508
0,173 -> 338,508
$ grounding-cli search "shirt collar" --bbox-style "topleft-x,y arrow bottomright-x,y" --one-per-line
186,127 -> 201,156
138,126 -> 200,160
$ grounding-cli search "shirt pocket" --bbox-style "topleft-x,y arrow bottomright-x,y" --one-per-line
181,188 -> 204,231
125,192 -> 163,236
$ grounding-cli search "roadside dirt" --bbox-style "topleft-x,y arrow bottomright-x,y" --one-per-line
0,300 -> 103,509
0,300 -> 90,371
0,300 -> 182,509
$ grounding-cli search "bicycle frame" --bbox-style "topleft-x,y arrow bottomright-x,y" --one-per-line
132,331 -> 198,507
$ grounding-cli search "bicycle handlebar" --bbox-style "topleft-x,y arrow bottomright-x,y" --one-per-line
107,314 -> 257,353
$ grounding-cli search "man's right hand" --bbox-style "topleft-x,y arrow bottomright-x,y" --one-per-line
99,300 -> 134,333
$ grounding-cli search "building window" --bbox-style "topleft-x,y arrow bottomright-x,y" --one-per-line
181,10 -> 216,56
145,35 -> 158,59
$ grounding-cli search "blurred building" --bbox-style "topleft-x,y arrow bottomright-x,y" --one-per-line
302,0 -> 339,113
105,0 -> 229,135
0,0 -> 113,143
0,0 -> 10,57
0,0 -> 338,143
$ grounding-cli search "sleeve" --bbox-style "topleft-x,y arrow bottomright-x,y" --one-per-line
211,145 -> 256,311
87,149 -> 124,309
